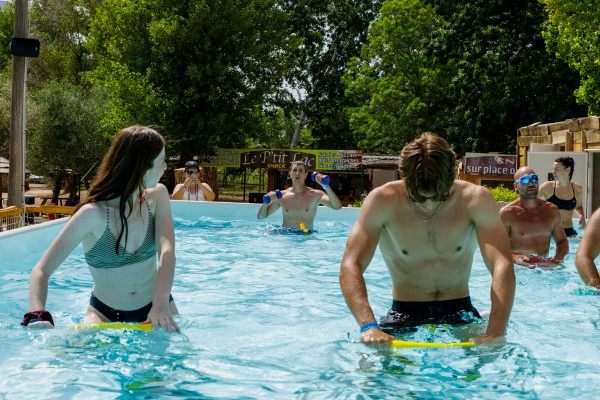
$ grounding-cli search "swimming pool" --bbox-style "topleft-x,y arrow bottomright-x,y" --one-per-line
0,202 -> 598,399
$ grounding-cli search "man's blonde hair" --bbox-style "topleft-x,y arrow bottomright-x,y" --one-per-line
399,132 -> 456,202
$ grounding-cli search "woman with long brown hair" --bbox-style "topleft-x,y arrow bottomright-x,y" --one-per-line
21,126 -> 179,333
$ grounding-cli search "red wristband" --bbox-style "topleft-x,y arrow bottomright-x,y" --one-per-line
21,310 -> 54,326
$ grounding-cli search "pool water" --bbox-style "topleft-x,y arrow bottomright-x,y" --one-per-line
0,208 -> 599,399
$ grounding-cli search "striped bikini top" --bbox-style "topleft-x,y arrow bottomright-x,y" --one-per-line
85,200 -> 156,269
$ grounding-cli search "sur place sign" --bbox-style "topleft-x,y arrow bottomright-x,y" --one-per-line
464,153 -> 516,177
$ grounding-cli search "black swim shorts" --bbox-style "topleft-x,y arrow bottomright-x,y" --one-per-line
564,227 -> 578,237
89,293 -> 174,323
379,296 -> 481,332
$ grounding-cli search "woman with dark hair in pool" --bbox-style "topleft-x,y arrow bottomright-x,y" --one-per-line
21,126 -> 180,333
538,156 -> 586,237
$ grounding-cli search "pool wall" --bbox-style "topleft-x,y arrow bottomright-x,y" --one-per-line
0,201 -> 360,264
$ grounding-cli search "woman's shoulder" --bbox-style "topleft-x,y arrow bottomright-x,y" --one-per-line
146,183 -> 169,197
145,184 -> 170,209
68,202 -> 107,232
76,202 -> 106,218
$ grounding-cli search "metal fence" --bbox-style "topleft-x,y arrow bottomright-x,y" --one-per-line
0,205 -> 75,232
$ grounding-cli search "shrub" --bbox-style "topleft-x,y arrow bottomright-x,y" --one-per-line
485,185 -> 518,202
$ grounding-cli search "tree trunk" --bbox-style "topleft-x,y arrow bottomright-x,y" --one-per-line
7,0 -> 29,207
52,171 -> 64,204
290,112 -> 307,149
65,173 -> 79,206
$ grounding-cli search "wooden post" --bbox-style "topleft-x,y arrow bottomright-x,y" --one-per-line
565,130 -> 573,152
8,0 -> 28,207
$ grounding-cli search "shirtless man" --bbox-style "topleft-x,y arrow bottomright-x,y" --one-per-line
256,161 -> 342,230
339,133 -> 515,346
575,207 -> 600,289
500,166 -> 568,267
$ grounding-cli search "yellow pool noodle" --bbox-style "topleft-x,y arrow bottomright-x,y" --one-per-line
71,322 -> 152,331
390,340 -> 474,348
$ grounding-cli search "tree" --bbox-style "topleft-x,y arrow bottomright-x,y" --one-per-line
0,2 -> 13,75
427,0 -> 585,154
281,0 -> 383,150
28,0 -> 101,89
344,0 -> 585,155
540,0 -> 600,114
343,0 -> 450,154
27,81 -> 109,205
88,0 -> 298,162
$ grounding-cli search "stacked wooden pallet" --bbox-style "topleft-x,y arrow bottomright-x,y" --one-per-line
517,116 -> 600,168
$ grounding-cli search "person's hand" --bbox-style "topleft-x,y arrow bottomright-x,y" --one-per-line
183,176 -> 198,187
27,320 -> 54,329
265,191 -> 281,203
580,218 -> 587,229
21,310 -> 54,329
145,302 -> 180,333
514,255 -> 535,268
313,173 -> 329,188
360,328 -> 395,347
469,334 -> 505,346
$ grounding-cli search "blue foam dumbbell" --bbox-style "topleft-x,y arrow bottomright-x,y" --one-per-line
311,172 -> 330,188
263,189 -> 282,204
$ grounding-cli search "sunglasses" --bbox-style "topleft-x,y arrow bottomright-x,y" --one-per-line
186,170 -> 198,175
515,174 -> 539,184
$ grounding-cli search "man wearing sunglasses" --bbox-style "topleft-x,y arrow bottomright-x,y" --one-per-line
340,132 -> 515,346
500,167 -> 568,268
172,161 -> 216,201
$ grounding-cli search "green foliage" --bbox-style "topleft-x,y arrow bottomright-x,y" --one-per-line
29,0 -> 100,87
280,0 -> 383,150
27,81 -> 109,180
540,0 -> 600,114
485,185 -> 518,203
0,75 -> 10,154
252,108 -> 315,149
429,0 -> 585,155
88,0 -> 299,160
352,192 -> 368,207
344,0 -> 449,154
0,3 -> 14,74
344,0 -> 585,155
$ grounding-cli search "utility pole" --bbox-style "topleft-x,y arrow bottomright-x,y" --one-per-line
8,0 -> 29,207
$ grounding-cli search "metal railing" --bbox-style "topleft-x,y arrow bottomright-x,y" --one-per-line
0,205 -> 75,232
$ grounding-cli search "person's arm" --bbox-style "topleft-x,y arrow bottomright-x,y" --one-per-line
26,205 -> 100,328
199,183 -> 216,201
471,186 -> 515,344
537,181 -> 552,201
339,187 -> 394,346
575,208 -> 600,289
171,183 -> 185,200
574,183 -> 586,229
499,205 -> 523,264
147,184 -> 180,333
550,207 -> 569,262
256,191 -> 282,219
314,174 -> 342,210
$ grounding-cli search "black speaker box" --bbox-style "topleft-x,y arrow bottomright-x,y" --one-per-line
10,38 -> 40,57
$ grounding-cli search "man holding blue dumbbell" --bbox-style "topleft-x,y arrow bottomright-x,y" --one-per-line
257,161 -> 342,231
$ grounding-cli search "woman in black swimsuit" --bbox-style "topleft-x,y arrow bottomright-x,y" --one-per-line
538,157 -> 586,237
